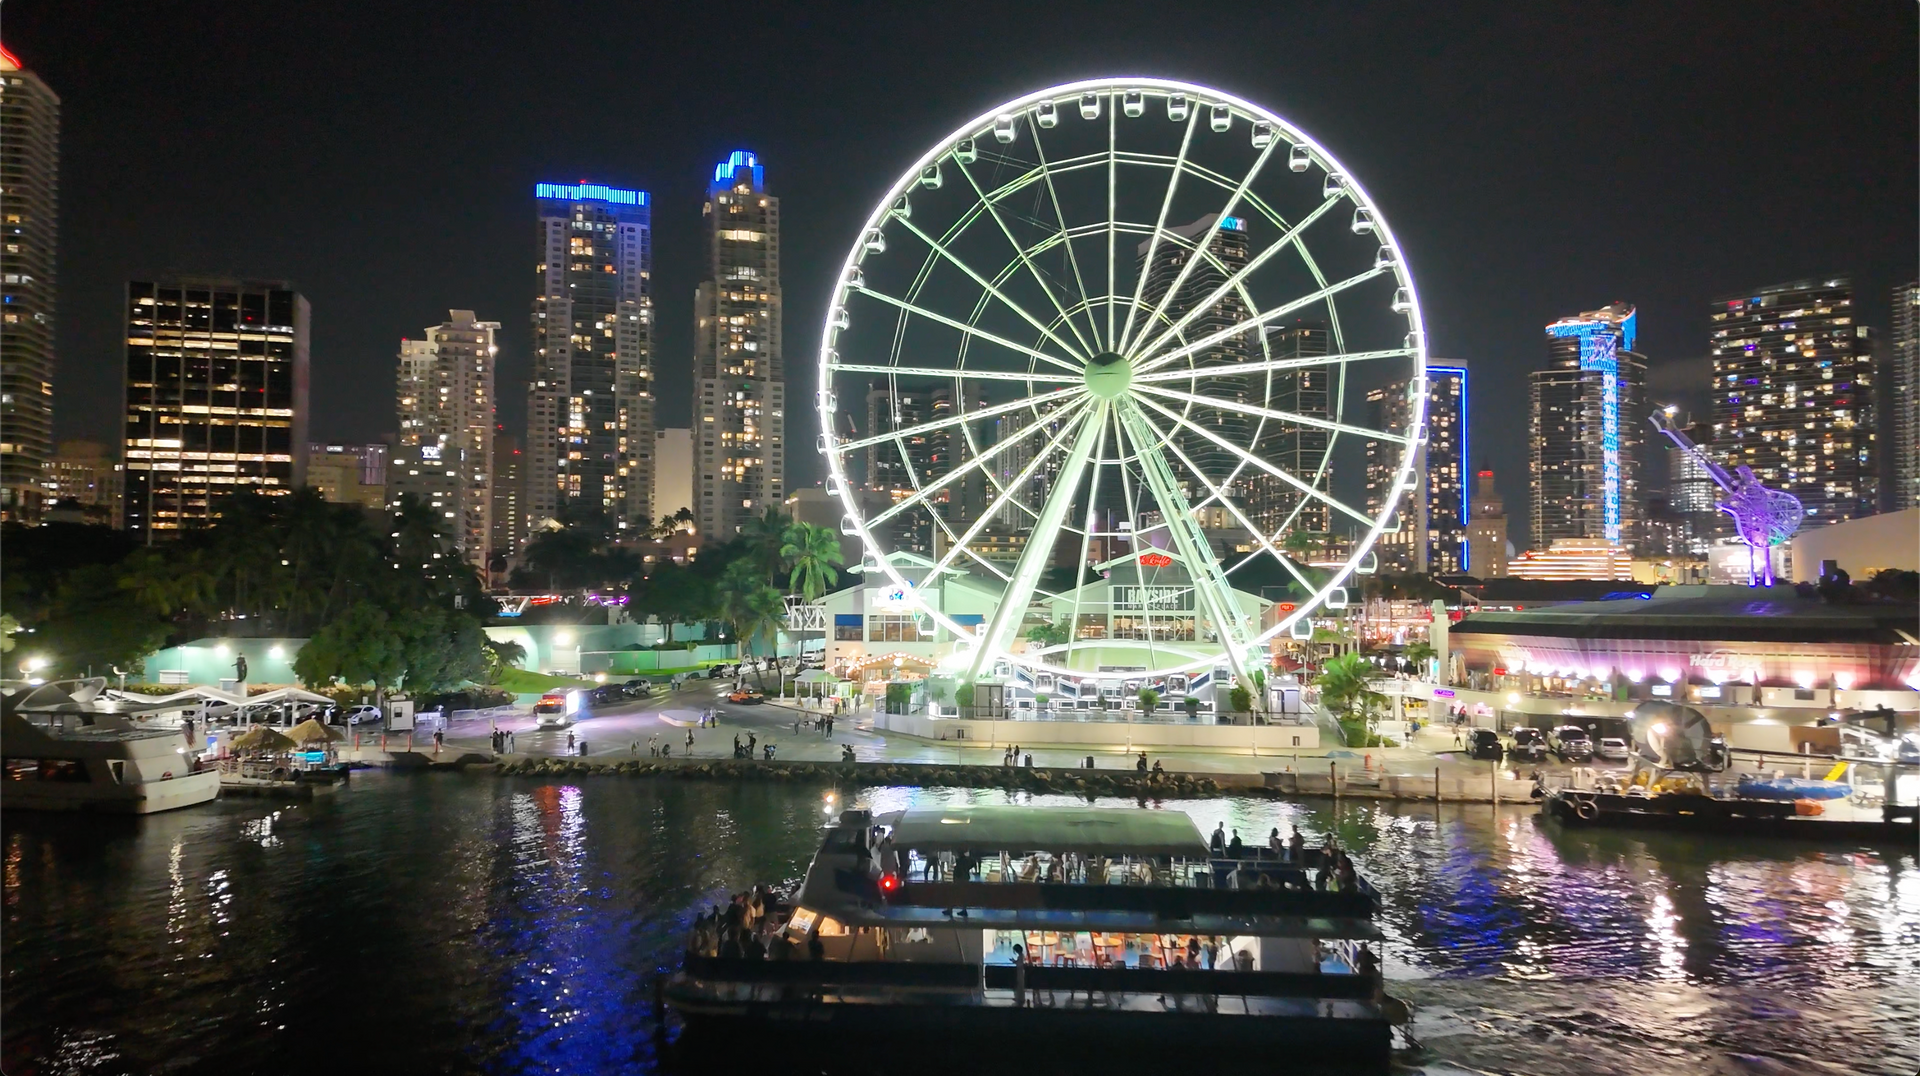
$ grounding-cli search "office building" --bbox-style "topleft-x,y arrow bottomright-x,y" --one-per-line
390,310 -> 497,568
41,440 -> 120,524
1657,412 -> 1720,557
652,427 -> 692,522
0,46 -> 58,523
1508,538 -> 1634,581
1254,320 -> 1333,539
694,151 -> 784,540
1890,281 -> 1919,510
528,180 -> 654,534
1529,302 -> 1645,550
1465,469 -> 1509,578
1709,278 -> 1875,526
122,279 -> 309,540
1365,363 -> 1468,573
489,431 -> 524,567
307,442 -> 387,510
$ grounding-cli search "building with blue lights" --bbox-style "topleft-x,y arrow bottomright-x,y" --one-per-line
0,46 -> 58,524
1708,278 -> 1877,528
1529,303 -> 1645,551
694,151 -> 785,540
1366,363 -> 1468,573
527,180 -> 654,533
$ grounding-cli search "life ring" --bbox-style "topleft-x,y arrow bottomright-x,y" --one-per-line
1573,797 -> 1599,821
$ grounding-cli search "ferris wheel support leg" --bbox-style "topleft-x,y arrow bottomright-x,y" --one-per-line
965,402 -> 1110,681
1115,404 -> 1258,694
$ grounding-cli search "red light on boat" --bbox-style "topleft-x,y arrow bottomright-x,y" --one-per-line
879,872 -> 900,893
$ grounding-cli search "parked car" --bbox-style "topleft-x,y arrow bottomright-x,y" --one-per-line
1508,726 -> 1549,763
1467,728 -> 1505,761
1550,725 -> 1594,762
1595,736 -> 1630,762
345,705 -> 383,726
727,690 -> 766,705
623,678 -> 652,698
589,685 -> 622,706
707,664 -> 736,679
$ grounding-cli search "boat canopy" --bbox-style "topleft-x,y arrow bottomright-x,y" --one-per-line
884,806 -> 1210,859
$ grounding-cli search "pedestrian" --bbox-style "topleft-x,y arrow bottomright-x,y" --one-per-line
662,742 -> 672,758
1136,752 -> 1148,773
434,728 -> 444,753
686,728 -> 695,755
630,739 -> 639,755
507,730 -> 515,753
648,733 -> 659,756
1453,724 -> 1464,749
1210,823 -> 1226,857
734,733 -> 743,757
748,732 -> 757,755
567,731 -> 576,753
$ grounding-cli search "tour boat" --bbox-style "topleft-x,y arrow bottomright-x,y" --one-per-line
664,804 -> 1395,1069
2,684 -> 221,814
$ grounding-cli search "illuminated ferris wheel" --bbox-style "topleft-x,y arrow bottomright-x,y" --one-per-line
815,78 -> 1428,684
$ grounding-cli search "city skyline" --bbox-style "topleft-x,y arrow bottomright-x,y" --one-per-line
11,1 -> 1914,543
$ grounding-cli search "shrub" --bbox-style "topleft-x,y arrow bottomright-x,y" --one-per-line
1228,685 -> 1253,713
954,682 -> 976,710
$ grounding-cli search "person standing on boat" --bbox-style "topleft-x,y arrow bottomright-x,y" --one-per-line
1287,827 -> 1305,863
1227,830 -> 1244,859
1268,828 -> 1283,857
1210,823 -> 1226,857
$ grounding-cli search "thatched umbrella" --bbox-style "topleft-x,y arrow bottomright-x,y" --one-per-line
286,718 -> 343,746
231,725 -> 296,753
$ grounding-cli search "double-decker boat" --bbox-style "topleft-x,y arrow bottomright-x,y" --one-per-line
3,681 -> 220,814
665,804 -> 1394,1070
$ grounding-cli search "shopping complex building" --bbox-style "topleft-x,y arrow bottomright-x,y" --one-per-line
1425,584 -> 1919,751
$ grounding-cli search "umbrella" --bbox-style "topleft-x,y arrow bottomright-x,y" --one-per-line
231,726 -> 296,753
286,718 -> 343,745
795,669 -> 840,684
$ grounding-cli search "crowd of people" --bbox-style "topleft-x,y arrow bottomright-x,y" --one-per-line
688,885 -> 811,961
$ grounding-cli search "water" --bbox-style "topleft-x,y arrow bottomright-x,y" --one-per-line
4,772 -> 1917,1076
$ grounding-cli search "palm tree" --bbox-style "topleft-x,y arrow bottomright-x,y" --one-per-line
781,522 -> 844,601
717,560 -> 781,687
739,506 -> 790,585
1317,652 -> 1388,745
1403,640 -> 1436,677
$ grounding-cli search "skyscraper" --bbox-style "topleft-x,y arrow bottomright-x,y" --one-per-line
391,310 -> 497,569
1364,363 -> 1467,573
122,279 -> 309,540
1889,280 -> 1919,510
0,46 -> 59,523
1465,469 -> 1509,578
1709,278 -> 1875,526
694,151 -> 784,540
307,442 -> 387,510
1529,302 -> 1645,550
41,440 -> 120,525
489,431 -> 524,568
528,181 -> 653,534
1255,320 -> 1333,540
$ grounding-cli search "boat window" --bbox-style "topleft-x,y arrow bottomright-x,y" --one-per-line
815,916 -> 849,937
4,759 -> 39,781
108,760 -> 127,785
786,908 -> 819,936
37,759 -> 89,782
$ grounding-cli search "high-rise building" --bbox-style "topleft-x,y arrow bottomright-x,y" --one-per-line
0,46 -> 59,523
390,310 -> 496,568
41,440 -> 120,524
488,430 -> 524,567
307,442 -> 387,510
1465,469 -> 1509,578
1657,412 -> 1719,557
1134,215 -> 1255,513
122,279 -> 309,541
1529,302 -> 1646,550
1364,363 -> 1467,573
1889,281 -> 1919,510
1254,320 -> 1333,540
528,180 -> 654,534
1709,278 -> 1875,526
693,151 -> 784,540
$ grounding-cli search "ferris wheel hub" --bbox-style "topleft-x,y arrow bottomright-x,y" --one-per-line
1083,351 -> 1133,400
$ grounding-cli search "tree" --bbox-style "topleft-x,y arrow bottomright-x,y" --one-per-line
1228,684 -> 1253,714
739,506 -> 790,585
954,681 -> 976,712
294,601 -> 407,701
781,522 -> 844,601
1024,620 -> 1070,648
717,560 -> 785,691
1318,652 -> 1390,746
1403,640 -> 1436,676
32,564 -> 170,677
482,637 -> 528,684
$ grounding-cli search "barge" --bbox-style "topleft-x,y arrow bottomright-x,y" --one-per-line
664,804 -> 1395,1070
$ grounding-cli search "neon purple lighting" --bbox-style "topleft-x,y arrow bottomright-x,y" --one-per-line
1650,411 -> 1802,586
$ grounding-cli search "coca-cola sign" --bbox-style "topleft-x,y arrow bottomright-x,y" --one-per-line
1138,552 -> 1173,568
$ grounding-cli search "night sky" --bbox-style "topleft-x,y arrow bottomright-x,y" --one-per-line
9,0 -> 1916,541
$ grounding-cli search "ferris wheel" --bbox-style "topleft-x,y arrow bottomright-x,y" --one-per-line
816,78 -> 1428,685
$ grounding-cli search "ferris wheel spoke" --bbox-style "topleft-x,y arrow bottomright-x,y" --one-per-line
1134,266 -> 1389,374
1064,409 -> 1111,658
1129,195 -> 1345,361
851,286 -> 1081,373
828,361 -> 1080,384
966,400 -> 1109,679
1136,383 -> 1411,444
836,386 -> 1083,453
1126,139 -> 1280,362
864,395 -> 1093,529
922,405 -> 1096,582
892,215 -> 1089,362
1131,347 -> 1415,385
1131,394 -> 1380,530
1113,404 -> 1255,685
1106,99 -> 1117,349
1127,405 -> 1319,592
1026,117 -> 1105,351
953,156 -> 1101,359
1116,112 -> 1200,355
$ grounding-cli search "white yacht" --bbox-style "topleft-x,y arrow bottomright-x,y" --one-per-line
2,680 -> 221,814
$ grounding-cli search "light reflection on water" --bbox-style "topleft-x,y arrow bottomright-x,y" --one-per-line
1,773 -> 1915,1076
